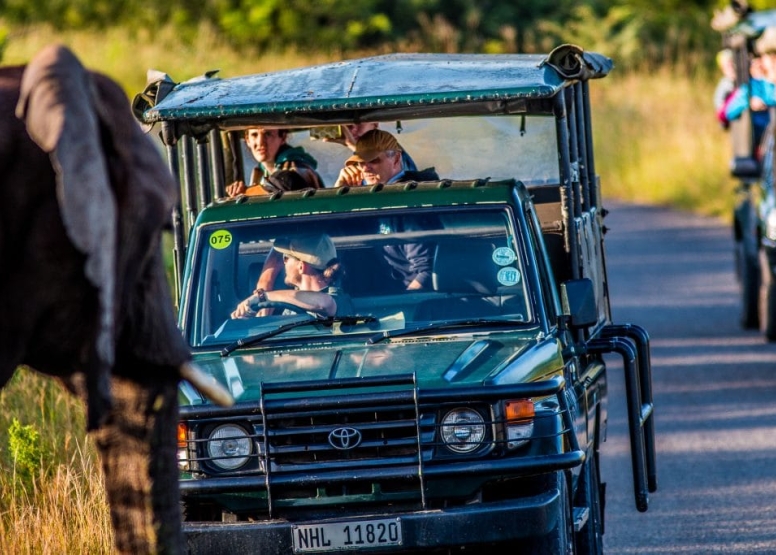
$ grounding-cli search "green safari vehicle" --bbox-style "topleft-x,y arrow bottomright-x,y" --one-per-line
134,45 -> 657,554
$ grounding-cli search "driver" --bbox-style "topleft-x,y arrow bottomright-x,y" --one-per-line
231,234 -> 343,318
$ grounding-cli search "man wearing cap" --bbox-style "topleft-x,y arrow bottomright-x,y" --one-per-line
231,234 -> 343,318
333,129 -> 438,291
226,127 -> 323,197
325,123 -> 419,172
333,129 -> 438,187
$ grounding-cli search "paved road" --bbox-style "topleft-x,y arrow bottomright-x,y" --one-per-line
599,202 -> 776,554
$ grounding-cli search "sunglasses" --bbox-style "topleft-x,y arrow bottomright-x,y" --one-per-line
355,152 -> 395,168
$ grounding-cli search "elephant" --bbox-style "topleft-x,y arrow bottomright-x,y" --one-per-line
0,45 -> 231,554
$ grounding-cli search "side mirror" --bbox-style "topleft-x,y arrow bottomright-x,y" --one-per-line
730,156 -> 761,179
560,278 -> 598,329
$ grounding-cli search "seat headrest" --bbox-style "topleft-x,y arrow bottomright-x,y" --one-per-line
432,241 -> 501,293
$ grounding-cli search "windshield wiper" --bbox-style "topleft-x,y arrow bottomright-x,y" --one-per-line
221,315 -> 377,356
367,318 -> 522,345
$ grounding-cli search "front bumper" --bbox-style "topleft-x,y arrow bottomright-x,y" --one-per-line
185,488 -> 562,554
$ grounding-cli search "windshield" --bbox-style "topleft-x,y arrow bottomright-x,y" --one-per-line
183,207 -> 534,348
240,115 -> 559,188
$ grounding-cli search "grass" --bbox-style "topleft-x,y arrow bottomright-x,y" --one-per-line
0,23 -> 739,552
2,22 -> 338,96
0,370 -> 112,554
591,66 -> 737,221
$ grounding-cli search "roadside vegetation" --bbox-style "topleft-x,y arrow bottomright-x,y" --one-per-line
1,21 -> 737,219
0,1 -> 741,550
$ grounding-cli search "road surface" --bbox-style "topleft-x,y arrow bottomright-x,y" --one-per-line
600,202 -> 776,554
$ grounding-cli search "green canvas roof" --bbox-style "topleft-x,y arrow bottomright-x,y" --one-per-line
137,46 -> 612,129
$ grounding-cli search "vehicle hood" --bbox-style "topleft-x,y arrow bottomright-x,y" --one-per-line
181,332 -> 564,406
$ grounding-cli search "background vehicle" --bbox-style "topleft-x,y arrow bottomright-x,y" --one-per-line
716,6 -> 776,338
755,110 -> 776,340
135,45 -> 657,553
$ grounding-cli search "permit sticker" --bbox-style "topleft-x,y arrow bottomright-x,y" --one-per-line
209,229 -> 233,250
492,247 -> 516,266
497,267 -> 521,286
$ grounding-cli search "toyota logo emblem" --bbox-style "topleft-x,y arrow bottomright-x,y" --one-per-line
328,427 -> 362,450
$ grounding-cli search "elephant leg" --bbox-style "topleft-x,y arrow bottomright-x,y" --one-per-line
149,375 -> 185,555
90,373 -> 183,555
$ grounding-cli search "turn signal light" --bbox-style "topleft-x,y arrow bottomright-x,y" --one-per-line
505,399 -> 535,421
177,422 -> 191,472
177,422 -> 188,448
505,399 -> 534,450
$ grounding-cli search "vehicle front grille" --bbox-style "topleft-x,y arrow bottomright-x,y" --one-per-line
179,374 -> 573,518
183,375 -> 433,478
266,406 -> 435,469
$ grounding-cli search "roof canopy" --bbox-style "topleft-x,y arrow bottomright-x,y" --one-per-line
136,45 -> 612,133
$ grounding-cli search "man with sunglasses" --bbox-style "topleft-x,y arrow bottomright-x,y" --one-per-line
325,122 -> 418,172
333,129 -> 437,187
334,130 -> 439,291
231,234 -> 343,319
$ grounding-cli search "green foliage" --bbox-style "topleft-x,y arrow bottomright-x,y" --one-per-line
213,0 -> 389,52
0,25 -> 7,62
0,0 -> 726,67
538,1 -> 721,72
0,368 -> 87,480
750,0 -> 776,9
8,418 -> 41,488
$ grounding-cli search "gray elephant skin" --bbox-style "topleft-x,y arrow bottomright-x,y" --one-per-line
0,44 -> 198,554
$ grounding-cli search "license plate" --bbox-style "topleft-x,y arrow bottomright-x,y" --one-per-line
292,518 -> 403,552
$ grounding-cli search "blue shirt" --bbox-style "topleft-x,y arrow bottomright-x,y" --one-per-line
724,79 -> 776,119
724,78 -> 775,144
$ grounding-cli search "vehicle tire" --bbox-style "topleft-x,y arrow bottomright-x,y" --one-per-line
527,472 -> 575,555
758,249 -> 776,341
575,454 -> 604,555
737,240 -> 760,329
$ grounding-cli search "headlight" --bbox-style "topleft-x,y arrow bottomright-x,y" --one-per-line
440,408 -> 486,453
207,424 -> 252,470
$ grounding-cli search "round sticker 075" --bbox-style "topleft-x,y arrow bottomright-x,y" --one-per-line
492,246 -> 517,266
209,229 -> 233,250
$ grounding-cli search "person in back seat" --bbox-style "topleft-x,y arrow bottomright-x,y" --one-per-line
333,129 -> 438,290
333,129 -> 437,187
226,127 -> 323,197
231,234 -> 343,318
326,122 -> 419,172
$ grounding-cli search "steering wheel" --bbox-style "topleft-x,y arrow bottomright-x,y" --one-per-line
249,300 -> 315,316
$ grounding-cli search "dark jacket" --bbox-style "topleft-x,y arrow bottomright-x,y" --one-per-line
380,168 -> 440,289
257,144 -> 324,188
395,167 -> 440,183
